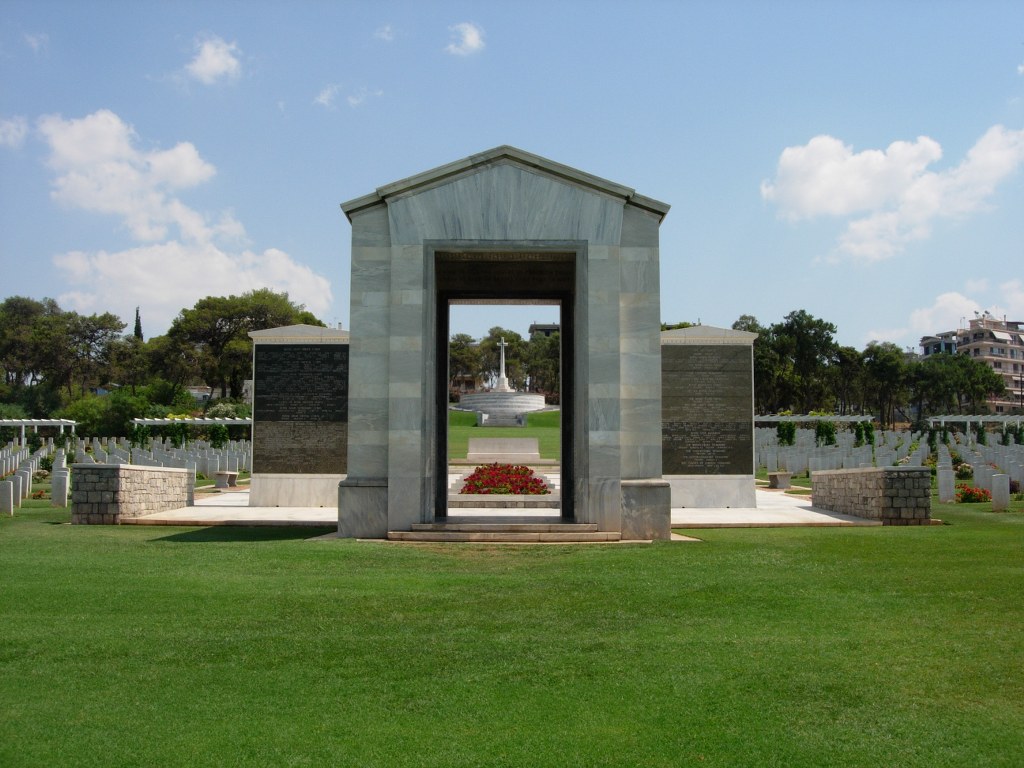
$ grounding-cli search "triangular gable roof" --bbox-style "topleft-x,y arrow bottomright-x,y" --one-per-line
661,325 -> 758,345
341,145 -> 670,222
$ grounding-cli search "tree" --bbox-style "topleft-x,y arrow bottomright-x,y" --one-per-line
0,296 -> 64,394
65,312 -> 126,397
830,346 -> 865,416
957,354 -> 1007,412
134,307 -> 143,340
145,334 -> 202,405
862,342 -> 907,427
108,336 -> 149,395
168,289 -> 323,398
525,331 -> 560,396
732,315 -> 781,413
448,333 -> 481,392
770,310 -> 838,413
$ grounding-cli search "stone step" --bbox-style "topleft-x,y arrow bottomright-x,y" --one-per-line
447,495 -> 560,508
388,529 -> 621,543
411,522 -> 597,532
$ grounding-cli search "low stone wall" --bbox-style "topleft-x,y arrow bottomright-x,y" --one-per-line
812,467 -> 931,525
71,464 -> 190,524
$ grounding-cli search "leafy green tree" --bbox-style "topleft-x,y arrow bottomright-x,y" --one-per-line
958,354 -> 1007,412
168,289 -> 322,398
732,315 -> 781,413
448,333 -> 481,392
108,336 -> 149,395
57,395 -> 108,436
771,310 -> 838,413
830,346 -> 865,416
65,311 -> 126,397
0,296 -> 63,394
863,342 -> 907,427
145,334 -> 202,405
525,331 -> 560,396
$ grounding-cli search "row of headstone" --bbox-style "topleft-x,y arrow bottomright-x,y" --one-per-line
954,441 -> 1023,512
756,427 -> 923,474
0,443 -> 55,514
70,437 -> 252,483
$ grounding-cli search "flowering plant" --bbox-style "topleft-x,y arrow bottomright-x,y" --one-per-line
459,463 -> 550,495
955,484 -> 991,503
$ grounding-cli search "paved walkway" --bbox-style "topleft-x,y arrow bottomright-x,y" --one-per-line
125,486 -> 877,529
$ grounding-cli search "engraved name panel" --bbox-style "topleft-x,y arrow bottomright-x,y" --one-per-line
253,344 -> 348,474
662,344 -> 753,475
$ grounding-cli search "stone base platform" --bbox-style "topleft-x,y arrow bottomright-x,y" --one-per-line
389,519 -> 624,543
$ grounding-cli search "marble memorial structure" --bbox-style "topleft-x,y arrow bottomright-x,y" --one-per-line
661,326 -> 757,507
249,324 -> 349,507
337,146 -> 672,538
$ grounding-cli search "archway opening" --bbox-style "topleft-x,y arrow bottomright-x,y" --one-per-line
433,251 -> 576,521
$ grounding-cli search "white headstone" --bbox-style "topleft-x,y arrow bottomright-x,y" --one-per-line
0,480 -> 13,515
991,474 -> 1010,512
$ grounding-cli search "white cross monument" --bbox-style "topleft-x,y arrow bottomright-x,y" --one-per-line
494,337 -> 513,392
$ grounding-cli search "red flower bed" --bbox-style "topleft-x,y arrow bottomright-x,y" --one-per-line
459,463 -> 550,495
955,484 -> 991,503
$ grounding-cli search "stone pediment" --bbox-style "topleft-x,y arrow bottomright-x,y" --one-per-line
661,325 -> 758,345
248,324 -> 349,343
341,145 -> 670,221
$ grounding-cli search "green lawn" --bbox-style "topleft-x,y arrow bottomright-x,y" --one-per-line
448,408 -> 560,460
1,499 -> 1022,766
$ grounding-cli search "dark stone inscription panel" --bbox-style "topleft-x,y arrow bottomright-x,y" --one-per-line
662,345 -> 753,475
253,344 -> 348,474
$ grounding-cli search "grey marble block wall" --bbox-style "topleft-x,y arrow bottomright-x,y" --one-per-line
340,147 -> 671,535
339,208 -> 392,536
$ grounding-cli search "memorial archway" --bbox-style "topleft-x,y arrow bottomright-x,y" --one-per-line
338,146 -> 671,539
432,249 -> 576,520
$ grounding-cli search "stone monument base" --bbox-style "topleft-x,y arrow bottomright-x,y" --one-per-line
250,474 -> 345,507
665,475 -> 757,508
621,478 -> 672,540
456,393 -> 547,424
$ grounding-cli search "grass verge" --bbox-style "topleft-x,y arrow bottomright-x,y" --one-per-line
448,409 -> 560,460
1,501 -> 1021,766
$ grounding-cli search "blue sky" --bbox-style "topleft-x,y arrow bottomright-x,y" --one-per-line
2,0 -> 1022,350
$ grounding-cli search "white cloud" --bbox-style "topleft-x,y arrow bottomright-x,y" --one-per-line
39,109 -> 332,334
314,84 -> 341,108
445,22 -> 485,56
763,126 -> 1024,262
761,135 -> 942,220
54,243 -> 332,336
375,24 -> 395,42
37,109 -> 229,242
873,281 -> 1024,349
316,84 -> 382,109
347,88 -> 383,108
1018,63 -> 1024,76
907,292 -> 981,336
23,32 -> 49,53
0,116 -> 28,148
185,35 -> 241,85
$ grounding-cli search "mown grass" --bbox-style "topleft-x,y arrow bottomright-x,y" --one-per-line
1,499 -> 1022,767
448,409 -> 560,460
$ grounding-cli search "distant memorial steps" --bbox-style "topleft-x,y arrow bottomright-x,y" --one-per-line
456,393 -> 547,426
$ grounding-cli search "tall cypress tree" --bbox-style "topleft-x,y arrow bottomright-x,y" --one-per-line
133,307 -> 143,341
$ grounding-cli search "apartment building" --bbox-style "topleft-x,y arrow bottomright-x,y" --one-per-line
921,312 -> 1024,413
